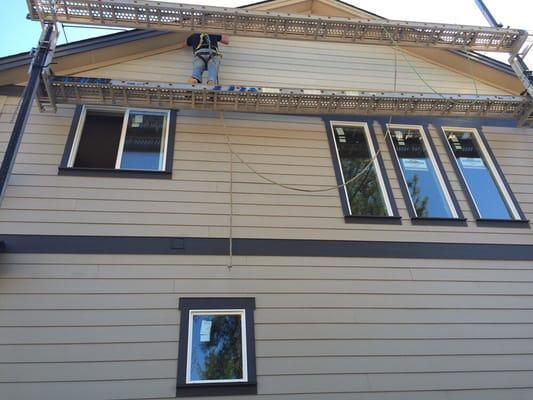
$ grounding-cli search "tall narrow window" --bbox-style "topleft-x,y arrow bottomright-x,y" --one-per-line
330,122 -> 394,217
388,125 -> 459,219
443,127 -> 523,221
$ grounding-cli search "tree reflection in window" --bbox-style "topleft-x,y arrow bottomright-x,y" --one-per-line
189,313 -> 245,382
390,127 -> 453,218
333,125 -> 388,216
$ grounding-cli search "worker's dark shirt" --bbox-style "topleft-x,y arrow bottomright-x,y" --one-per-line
186,34 -> 222,52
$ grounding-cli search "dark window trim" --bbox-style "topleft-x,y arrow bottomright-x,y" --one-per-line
344,215 -> 402,225
382,121 -> 464,221
323,117 -> 400,221
411,217 -> 468,227
177,297 -> 257,397
59,105 -> 177,178
58,167 -> 173,179
438,125 -> 528,224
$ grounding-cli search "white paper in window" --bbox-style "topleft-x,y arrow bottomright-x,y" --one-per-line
460,157 -> 485,169
200,320 -> 212,342
335,127 -> 346,142
402,158 -> 428,171
132,114 -> 144,128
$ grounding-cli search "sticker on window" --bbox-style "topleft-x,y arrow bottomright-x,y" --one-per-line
460,157 -> 485,169
402,158 -> 428,171
200,319 -> 212,342
131,114 -> 144,128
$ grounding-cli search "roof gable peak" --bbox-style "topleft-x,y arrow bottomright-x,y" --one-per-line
245,0 -> 380,19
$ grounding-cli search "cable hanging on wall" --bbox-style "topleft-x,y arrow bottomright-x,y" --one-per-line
220,23 -> 453,267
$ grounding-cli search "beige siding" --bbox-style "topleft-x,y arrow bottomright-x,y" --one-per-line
0,95 -> 18,165
0,104 -> 532,243
1,254 -> 533,399
87,36 -> 509,95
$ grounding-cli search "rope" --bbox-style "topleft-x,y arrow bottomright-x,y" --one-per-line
226,136 -> 384,193
463,45 -> 480,96
221,113 -> 233,269
61,22 -> 69,44
382,25 -> 444,98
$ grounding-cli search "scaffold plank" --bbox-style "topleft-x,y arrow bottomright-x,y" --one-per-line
26,0 -> 527,53
38,76 -> 533,123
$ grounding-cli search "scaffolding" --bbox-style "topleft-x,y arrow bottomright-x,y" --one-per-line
39,76 -> 530,120
26,0 -> 527,53
19,0 -> 533,126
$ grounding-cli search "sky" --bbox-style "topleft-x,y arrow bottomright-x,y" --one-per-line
1,0 -> 532,67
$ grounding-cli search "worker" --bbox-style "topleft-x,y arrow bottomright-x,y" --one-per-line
184,32 -> 230,85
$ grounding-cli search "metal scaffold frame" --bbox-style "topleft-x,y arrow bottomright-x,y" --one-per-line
38,76 -> 532,120
19,0 -> 533,126
26,0 -> 528,53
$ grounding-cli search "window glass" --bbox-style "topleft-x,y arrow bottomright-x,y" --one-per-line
119,110 -> 168,171
188,312 -> 245,383
332,124 -> 390,216
446,130 -> 513,219
390,127 -> 453,218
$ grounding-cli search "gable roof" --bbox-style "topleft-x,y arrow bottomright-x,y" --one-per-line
0,0 -> 523,94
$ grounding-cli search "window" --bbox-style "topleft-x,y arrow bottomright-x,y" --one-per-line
60,105 -> 175,177
388,124 -> 461,219
329,121 -> 398,218
442,127 -> 525,221
177,298 -> 257,397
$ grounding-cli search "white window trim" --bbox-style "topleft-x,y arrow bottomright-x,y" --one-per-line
186,309 -> 248,385
329,121 -> 394,216
442,126 -> 521,220
68,106 -> 170,171
388,123 -> 459,219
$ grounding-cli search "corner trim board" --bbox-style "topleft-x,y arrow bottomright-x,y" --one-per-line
1,235 -> 533,260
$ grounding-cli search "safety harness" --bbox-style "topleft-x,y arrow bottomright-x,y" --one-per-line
194,33 -> 221,69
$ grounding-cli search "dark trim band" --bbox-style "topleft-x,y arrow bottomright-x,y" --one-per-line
1,235 -> 533,260
0,85 -> 25,96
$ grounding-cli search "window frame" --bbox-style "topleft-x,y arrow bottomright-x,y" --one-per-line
440,126 -> 527,222
326,119 -> 400,222
177,298 -> 257,397
59,105 -> 176,179
186,309 -> 248,385
386,123 -> 463,221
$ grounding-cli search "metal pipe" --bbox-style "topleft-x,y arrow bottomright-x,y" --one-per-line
0,24 -> 55,205
474,0 -> 502,27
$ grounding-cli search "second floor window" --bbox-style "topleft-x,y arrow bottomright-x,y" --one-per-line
388,124 -> 460,219
443,127 -> 524,221
67,106 -> 171,172
330,122 -> 395,217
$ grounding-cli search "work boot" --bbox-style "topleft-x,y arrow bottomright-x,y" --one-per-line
207,80 -> 216,86
187,77 -> 199,84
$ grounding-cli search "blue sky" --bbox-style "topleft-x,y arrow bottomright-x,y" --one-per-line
1,0 -> 531,67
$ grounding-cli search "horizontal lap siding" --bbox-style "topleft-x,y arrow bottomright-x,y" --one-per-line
1,254 -> 533,399
1,105 -> 532,242
87,37 -> 509,95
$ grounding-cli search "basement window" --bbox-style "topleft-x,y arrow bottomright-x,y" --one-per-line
60,105 -> 175,178
177,298 -> 257,397
442,127 -> 527,222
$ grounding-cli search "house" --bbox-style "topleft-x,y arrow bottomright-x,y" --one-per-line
1,0 -> 533,398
